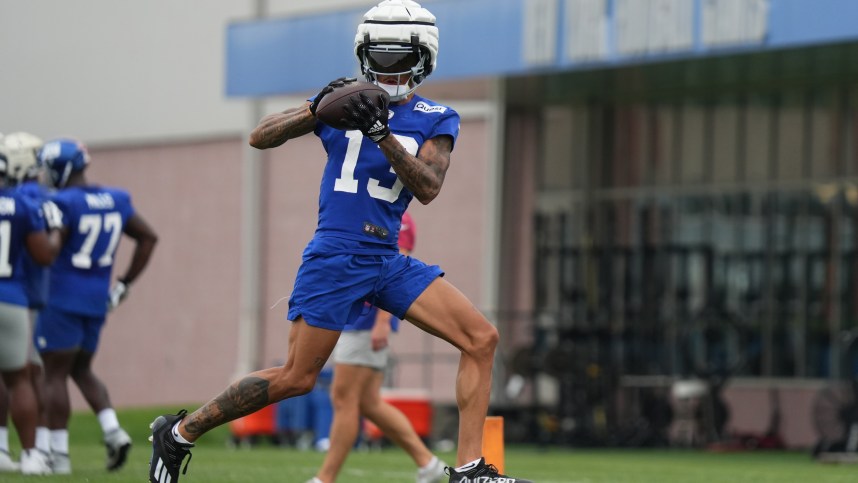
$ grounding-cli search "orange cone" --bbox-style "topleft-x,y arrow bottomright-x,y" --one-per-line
482,416 -> 504,474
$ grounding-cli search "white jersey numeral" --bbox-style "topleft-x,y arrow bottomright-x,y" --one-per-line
333,131 -> 418,203
71,212 -> 123,269
0,221 -> 13,277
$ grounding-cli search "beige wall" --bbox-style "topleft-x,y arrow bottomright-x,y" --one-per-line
72,116 -> 492,409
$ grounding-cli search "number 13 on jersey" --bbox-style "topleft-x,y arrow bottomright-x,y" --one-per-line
333,131 -> 418,203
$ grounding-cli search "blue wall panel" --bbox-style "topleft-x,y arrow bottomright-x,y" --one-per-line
226,0 -> 858,97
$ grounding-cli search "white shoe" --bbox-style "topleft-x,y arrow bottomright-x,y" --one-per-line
416,457 -> 447,483
51,451 -> 71,475
0,449 -> 18,472
104,427 -> 132,471
20,449 -> 52,475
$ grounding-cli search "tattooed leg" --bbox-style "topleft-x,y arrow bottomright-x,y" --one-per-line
178,319 -> 341,442
182,374 -> 270,440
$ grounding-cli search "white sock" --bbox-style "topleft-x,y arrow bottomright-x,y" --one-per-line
419,456 -> 440,472
455,458 -> 482,473
0,427 -> 9,453
35,427 -> 51,454
97,408 -> 120,434
171,421 -> 192,444
50,429 -> 69,454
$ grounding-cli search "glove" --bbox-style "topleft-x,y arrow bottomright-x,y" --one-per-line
42,201 -> 63,230
308,77 -> 357,116
108,281 -> 129,311
342,92 -> 390,143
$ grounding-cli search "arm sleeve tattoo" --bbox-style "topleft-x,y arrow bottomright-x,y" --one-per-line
379,135 -> 452,204
248,104 -> 316,149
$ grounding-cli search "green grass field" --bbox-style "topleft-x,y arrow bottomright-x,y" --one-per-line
3,407 -> 856,482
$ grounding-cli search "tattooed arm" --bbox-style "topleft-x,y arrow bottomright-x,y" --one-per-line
248,102 -> 316,150
378,134 -> 453,205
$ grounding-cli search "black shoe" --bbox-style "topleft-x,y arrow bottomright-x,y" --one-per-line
148,410 -> 194,483
446,458 -> 534,483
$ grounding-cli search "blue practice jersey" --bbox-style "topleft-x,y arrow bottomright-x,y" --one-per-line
309,94 -> 459,255
48,186 -> 135,317
16,181 -> 52,309
0,187 -> 49,307
344,302 -> 401,332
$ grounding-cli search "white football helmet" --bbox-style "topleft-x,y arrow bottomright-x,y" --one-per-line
3,132 -> 44,183
354,0 -> 439,101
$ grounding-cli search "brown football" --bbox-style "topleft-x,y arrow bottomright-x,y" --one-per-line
314,81 -> 389,130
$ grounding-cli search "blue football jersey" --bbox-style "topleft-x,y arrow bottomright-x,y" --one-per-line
308,94 -> 459,255
344,302 -> 401,332
0,187 -> 49,307
48,186 -> 135,316
16,181 -> 52,309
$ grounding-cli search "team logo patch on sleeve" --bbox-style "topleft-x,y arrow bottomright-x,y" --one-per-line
413,101 -> 447,114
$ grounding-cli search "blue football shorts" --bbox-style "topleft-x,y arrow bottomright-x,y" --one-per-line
34,305 -> 106,353
287,252 -> 444,331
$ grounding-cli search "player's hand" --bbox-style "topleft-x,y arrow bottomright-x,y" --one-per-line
342,92 -> 390,143
107,280 -> 129,311
308,77 -> 357,116
370,321 -> 390,351
41,201 -> 63,230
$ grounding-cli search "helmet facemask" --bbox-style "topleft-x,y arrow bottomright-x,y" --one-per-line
360,40 -> 429,102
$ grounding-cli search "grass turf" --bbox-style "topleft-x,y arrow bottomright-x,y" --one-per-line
2,406 -> 856,482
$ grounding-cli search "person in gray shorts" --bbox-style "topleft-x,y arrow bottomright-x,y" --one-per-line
307,212 -> 446,483
0,140 -> 62,474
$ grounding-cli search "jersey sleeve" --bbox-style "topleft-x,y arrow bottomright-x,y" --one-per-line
117,189 -> 136,220
19,196 -> 47,233
49,192 -> 73,228
428,108 -> 460,149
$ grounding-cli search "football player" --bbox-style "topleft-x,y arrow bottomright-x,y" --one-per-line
149,2 -> 533,482
35,138 -> 158,474
2,132 -> 53,460
0,135 -> 62,474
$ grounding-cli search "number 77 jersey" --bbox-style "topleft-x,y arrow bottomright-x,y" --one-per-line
48,185 -> 135,317
310,94 -> 459,254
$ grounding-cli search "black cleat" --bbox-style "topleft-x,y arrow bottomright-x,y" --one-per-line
148,410 -> 194,483
446,457 -> 534,483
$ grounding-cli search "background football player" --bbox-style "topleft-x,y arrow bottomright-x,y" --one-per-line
36,138 -> 158,474
0,135 -> 61,474
2,132 -> 53,461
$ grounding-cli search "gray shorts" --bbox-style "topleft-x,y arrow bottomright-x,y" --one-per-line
332,330 -> 389,370
27,309 -> 42,366
0,302 -> 32,371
